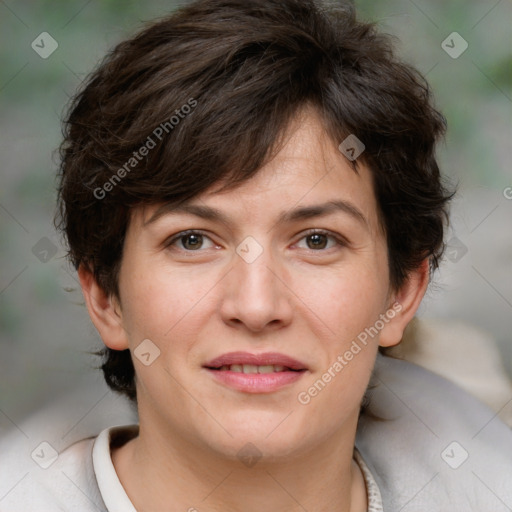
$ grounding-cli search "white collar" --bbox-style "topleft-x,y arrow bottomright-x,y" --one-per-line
354,447 -> 384,512
92,425 -> 138,512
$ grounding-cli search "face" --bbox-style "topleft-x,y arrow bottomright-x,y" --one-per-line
90,109 -> 419,462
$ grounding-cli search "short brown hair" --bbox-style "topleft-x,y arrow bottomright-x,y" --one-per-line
56,0 -> 452,401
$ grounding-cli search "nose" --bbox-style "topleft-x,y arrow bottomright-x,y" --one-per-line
219,241 -> 294,333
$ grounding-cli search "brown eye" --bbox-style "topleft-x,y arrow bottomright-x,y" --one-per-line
166,230 -> 217,251
306,233 -> 328,250
181,233 -> 204,250
295,230 -> 344,251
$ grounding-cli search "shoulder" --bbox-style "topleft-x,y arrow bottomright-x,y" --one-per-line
0,433 -> 106,511
356,353 -> 512,510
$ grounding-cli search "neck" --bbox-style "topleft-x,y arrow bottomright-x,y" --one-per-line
112,416 -> 367,512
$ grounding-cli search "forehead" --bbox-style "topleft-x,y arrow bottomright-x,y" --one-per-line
137,108 -> 381,233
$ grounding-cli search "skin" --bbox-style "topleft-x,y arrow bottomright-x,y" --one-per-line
79,107 -> 429,512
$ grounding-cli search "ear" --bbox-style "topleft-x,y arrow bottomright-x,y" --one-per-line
78,265 -> 129,351
379,258 -> 430,348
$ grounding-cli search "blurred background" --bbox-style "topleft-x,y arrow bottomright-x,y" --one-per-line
0,0 -> 511,441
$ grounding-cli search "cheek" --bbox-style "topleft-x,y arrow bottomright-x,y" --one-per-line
294,260 -> 389,342
298,257 -> 388,417
119,262 -> 213,345
297,347 -> 377,437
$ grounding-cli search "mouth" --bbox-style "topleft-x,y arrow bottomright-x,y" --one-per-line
203,352 -> 308,393
210,364 -> 303,374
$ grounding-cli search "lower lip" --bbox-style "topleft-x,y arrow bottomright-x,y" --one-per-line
205,369 -> 306,393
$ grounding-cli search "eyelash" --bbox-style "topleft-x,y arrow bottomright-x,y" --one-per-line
165,229 -> 347,252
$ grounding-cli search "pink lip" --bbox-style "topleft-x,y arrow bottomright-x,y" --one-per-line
204,351 -> 308,370
203,351 -> 308,394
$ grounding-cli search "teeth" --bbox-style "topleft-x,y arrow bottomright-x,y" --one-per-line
218,364 -> 290,373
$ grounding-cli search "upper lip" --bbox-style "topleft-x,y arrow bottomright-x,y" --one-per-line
204,352 -> 308,370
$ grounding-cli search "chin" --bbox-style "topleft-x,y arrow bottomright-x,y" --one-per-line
198,410 -> 312,460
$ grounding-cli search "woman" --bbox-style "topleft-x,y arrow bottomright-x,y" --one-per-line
5,0 -> 511,510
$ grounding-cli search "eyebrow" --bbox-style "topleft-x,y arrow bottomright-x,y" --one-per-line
146,200 -> 368,229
